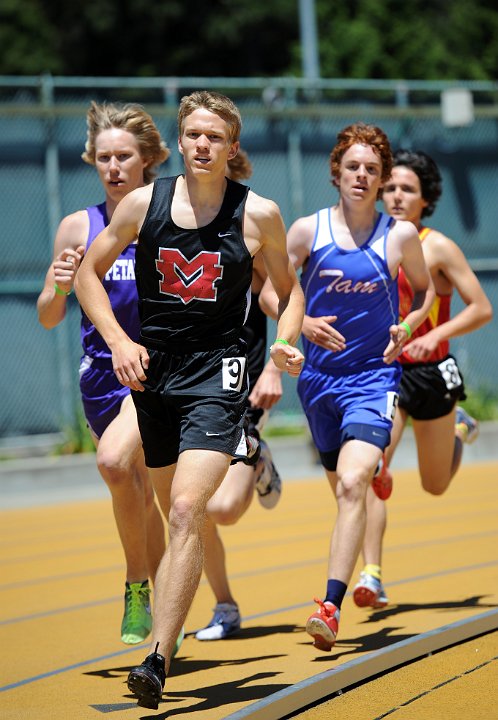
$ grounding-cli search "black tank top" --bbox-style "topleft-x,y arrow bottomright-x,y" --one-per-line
136,175 -> 252,350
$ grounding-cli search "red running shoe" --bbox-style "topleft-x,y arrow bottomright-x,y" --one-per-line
305,598 -> 340,651
372,454 -> 393,500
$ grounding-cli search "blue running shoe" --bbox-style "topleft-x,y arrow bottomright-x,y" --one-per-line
195,602 -> 241,641
456,406 -> 479,444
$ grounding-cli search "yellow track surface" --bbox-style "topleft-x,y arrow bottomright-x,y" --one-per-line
1,461 -> 497,719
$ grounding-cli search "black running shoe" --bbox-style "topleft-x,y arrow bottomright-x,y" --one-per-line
127,645 -> 166,709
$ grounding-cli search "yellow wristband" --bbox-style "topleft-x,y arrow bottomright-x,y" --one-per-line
54,283 -> 72,297
399,320 -> 412,339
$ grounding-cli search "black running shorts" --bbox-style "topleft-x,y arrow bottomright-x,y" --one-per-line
398,354 -> 466,420
131,342 -> 249,468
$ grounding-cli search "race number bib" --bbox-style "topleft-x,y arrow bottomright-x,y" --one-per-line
384,391 -> 399,421
222,357 -> 247,392
438,357 -> 463,390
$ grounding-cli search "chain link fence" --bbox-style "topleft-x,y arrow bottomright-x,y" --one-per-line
1,76 -> 497,441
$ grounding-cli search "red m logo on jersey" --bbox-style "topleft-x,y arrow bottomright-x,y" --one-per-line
156,248 -> 223,305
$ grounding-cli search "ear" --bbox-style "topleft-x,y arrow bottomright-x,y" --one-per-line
178,136 -> 184,156
227,141 -> 240,161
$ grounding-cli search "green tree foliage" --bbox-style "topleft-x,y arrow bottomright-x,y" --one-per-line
1,0 -> 497,80
303,0 -> 498,80
0,0 -> 298,77
0,0 -> 62,74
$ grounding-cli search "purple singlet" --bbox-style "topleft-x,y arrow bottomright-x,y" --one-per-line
79,202 -> 139,437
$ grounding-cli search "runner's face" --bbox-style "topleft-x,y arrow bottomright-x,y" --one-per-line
337,144 -> 383,203
382,166 -> 428,225
179,108 -> 238,177
94,129 -> 147,202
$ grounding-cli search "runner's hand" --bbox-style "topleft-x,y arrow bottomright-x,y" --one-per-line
111,339 -> 149,391
302,315 -> 346,352
383,323 -> 410,364
270,343 -> 304,377
53,245 -> 85,293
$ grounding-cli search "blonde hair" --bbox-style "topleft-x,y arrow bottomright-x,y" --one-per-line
227,148 -> 252,182
82,101 -> 170,184
177,91 -> 242,145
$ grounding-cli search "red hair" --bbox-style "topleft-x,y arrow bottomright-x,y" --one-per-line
330,122 -> 393,187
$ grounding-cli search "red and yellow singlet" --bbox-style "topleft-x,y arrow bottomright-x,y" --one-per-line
398,226 -> 451,364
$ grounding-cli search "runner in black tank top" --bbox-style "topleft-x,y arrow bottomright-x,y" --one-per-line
130,173 -> 253,469
136,175 -> 252,351
194,152 -> 285,642
74,91 -> 304,709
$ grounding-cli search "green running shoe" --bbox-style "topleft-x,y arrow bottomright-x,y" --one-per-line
121,581 -> 152,645
171,626 -> 185,658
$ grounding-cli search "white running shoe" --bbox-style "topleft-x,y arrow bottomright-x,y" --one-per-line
254,439 -> 282,509
353,572 -> 389,609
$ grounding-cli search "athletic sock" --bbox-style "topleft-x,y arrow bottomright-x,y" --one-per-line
325,579 -> 347,609
455,422 -> 468,442
363,564 -> 382,580
126,579 -> 149,589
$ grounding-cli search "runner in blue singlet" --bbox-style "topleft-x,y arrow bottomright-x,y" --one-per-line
260,122 -> 433,652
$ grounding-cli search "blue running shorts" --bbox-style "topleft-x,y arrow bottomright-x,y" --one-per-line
297,363 -> 401,456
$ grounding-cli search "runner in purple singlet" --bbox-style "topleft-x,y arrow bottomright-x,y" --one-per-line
37,101 -> 172,648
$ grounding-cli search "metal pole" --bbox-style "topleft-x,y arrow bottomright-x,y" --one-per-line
162,80 -> 182,176
299,0 -> 320,82
288,129 -> 304,221
41,73 -> 76,431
